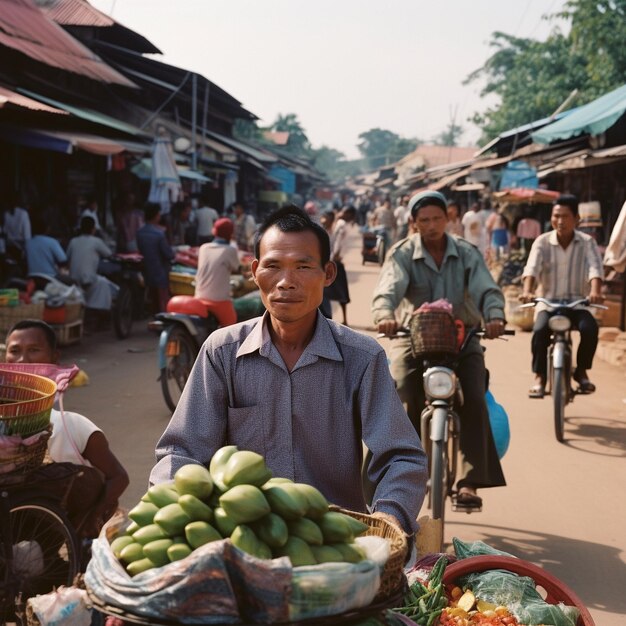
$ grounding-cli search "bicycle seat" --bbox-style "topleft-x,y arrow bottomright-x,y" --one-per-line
166,295 -> 219,318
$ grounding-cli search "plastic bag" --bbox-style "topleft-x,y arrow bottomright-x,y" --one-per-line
452,539 -> 579,626
27,585 -> 91,626
460,570 -> 579,626
289,560 -> 380,621
486,390 -> 511,459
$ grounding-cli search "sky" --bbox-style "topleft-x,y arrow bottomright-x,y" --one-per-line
90,0 -> 569,159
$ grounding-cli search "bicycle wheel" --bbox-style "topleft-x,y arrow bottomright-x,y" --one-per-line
553,366 -> 567,443
0,499 -> 80,621
160,326 -> 198,413
430,438 -> 449,526
113,283 -> 134,339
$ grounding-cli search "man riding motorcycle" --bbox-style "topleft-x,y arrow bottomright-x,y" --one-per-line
372,190 -> 507,511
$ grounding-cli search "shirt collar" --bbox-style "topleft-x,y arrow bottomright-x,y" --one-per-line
548,230 -> 582,246
236,310 -> 343,364
412,234 -> 459,262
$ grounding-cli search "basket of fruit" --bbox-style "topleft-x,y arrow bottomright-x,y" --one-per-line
86,446 -> 400,624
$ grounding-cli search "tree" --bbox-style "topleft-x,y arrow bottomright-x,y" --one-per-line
465,0 -> 626,144
271,113 -> 311,157
233,119 -> 265,143
357,128 -> 419,170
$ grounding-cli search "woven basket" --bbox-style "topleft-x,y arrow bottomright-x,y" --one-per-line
0,369 -> 57,436
0,426 -> 51,486
331,506 -> 409,600
409,309 -> 459,357
0,301 -> 45,333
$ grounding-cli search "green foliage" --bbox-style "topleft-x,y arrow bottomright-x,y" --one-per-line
434,121 -> 465,147
466,1 -> 626,144
357,128 -> 419,170
271,113 -> 311,156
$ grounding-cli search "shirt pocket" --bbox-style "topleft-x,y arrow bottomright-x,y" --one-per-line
226,404 -> 266,457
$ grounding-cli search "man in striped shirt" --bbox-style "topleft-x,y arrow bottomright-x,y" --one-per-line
521,194 -> 604,397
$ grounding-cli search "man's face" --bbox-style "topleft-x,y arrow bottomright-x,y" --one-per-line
5,328 -> 57,364
251,226 -> 336,324
551,204 -> 577,239
447,204 -> 459,220
413,205 -> 448,243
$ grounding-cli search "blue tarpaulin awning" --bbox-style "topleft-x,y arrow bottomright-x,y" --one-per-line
532,84 -> 626,144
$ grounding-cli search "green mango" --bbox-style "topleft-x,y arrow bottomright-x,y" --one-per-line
273,536 -> 317,566
110,535 -> 134,559
127,557 -> 157,576
223,450 -> 272,488
147,483 -> 179,508
178,494 -> 214,523
128,501 -> 159,527
287,517 -> 323,546
331,542 -> 366,563
317,512 -> 354,543
143,539 -> 174,567
219,484 -> 270,524
253,513 -> 288,548
290,483 -> 329,519
124,521 -> 141,536
167,542 -> 193,562
185,521 -> 222,549
264,477 -> 293,486
263,484 -> 308,520
209,445 -> 239,491
311,545 -> 344,563
230,524 -> 264,558
174,464 -> 213,500
339,513 -> 370,537
154,503 -> 192,536
132,523 -> 169,545
119,542 -> 144,564
214,507 -> 237,537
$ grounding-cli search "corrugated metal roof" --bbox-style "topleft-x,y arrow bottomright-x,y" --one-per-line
0,0 -> 136,86
0,85 -> 66,113
35,0 -> 114,26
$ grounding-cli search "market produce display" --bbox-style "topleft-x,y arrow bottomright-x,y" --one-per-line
110,446 -> 369,576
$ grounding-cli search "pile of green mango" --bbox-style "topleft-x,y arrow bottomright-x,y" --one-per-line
110,446 -> 370,576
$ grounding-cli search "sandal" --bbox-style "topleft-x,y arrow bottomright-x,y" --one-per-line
453,490 -> 483,512
528,382 -> 545,398
573,371 -> 596,394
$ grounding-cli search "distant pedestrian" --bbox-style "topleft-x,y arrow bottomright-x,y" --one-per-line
324,205 -> 356,326
461,202 -> 482,248
231,201 -> 256,251
372,196 -> 396,246
195,193 -> 220,245
445,201 -> 464,237
26,215 -> 67,282
394,194 -> 411,241
136,203 -> 175,313
115,192 -> 144,253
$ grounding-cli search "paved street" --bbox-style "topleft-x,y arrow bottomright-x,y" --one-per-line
60,226 -> 625,626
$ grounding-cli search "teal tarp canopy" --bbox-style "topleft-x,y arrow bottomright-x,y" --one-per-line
532,84 -> 626,144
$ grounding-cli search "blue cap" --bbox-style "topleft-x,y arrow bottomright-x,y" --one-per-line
408,190 -> 448,218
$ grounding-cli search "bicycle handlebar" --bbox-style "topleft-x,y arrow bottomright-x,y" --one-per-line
520,297 -> 608,310
377,327 -> 516,340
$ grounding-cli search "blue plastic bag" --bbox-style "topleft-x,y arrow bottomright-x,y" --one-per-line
486,390 -> 510,458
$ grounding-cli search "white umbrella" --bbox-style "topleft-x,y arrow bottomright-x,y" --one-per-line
148,128 -> 181,215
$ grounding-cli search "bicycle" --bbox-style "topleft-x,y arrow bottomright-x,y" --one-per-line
0,465 -> 82,625
520,297 -> 607,442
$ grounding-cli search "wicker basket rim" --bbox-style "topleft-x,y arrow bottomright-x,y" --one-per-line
0,369 -> 57,406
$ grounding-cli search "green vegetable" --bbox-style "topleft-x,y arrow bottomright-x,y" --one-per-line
174,464 -> 214,500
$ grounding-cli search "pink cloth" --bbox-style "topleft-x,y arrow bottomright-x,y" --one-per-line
516,218 -> 541,240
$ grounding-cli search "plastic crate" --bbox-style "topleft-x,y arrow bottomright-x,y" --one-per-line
51,319 -> 83,347
169,271 -> 195,296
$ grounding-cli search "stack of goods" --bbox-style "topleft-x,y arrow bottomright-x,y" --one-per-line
86,446 -> 406,623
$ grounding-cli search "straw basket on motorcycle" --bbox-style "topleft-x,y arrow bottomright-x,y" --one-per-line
0,369 -> 57,485
409,309 -> 459,357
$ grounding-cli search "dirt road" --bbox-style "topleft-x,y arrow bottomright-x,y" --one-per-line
61,226 -> 625,625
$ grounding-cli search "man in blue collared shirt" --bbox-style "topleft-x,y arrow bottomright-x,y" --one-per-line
151,206 -> 427,535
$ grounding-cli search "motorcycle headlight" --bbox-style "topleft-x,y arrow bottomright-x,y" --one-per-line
548,315 -> 571,332
423,368 -> 456,399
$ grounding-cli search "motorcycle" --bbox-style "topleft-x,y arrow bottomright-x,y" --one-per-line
378,325 -> 514,539
520,297 -> 607,442
149,291 -> 265,412
99,253 -> 147,339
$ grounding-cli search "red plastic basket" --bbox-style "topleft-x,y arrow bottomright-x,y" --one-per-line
442,555 -> 595,626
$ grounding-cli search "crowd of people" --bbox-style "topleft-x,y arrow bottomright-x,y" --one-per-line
0,189 -> 607,583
